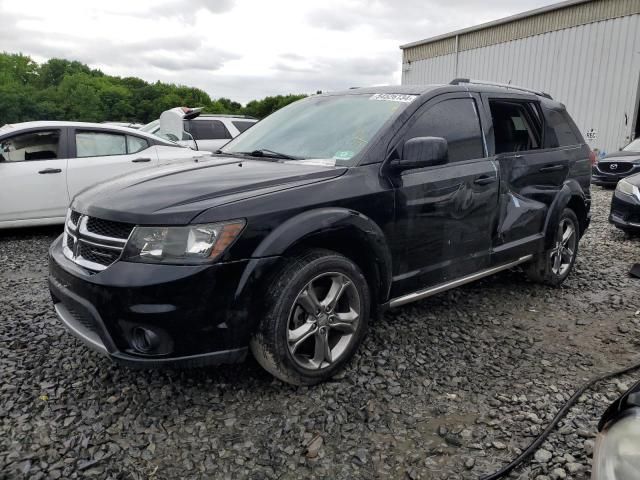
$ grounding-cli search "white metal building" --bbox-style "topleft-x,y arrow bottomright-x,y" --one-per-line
400,0 -> 640,155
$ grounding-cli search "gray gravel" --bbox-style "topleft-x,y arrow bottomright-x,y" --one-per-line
1,187 -> 639,480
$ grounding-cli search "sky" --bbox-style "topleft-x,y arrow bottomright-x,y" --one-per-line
1,0 -> 559,104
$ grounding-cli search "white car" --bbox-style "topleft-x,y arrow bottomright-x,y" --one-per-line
141,107 -> 258,152
0,121 -> 211,229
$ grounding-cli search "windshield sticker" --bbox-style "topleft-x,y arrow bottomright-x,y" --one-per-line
333,151 -> 354,161
369,93 -> 417,103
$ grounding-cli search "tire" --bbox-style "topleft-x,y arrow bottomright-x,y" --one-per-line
526,208 -> 580,287
250,249 -> 370,386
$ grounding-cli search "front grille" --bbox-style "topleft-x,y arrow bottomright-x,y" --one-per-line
70,210 -> 81,226
87,217 -> 135,239
598,161 -> 633,174
78,243 -> 121,267
63,210 -> 134,272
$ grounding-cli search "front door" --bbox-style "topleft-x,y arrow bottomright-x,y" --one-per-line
388,94 -> 500,298
0,128 -> 69,223
66,128 -> 159,198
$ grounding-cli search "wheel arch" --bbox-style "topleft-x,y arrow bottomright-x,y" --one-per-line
543,181 -> 589,249
249,208 -> 393,308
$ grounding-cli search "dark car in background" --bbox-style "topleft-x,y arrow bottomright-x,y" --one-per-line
593,138 -> 640,187
610,172 -> 640,234
48,81 -> 591,385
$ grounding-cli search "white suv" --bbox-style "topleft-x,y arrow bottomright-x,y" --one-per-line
141,108 -> 258,152
0,121 -> 210,229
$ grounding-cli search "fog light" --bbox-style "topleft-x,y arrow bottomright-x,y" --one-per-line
131,327 -> 160,353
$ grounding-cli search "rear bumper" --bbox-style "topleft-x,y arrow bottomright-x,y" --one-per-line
48,235 -> 277,367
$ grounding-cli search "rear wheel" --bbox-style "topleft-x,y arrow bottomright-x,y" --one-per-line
250,249 -> 370,385
526,208 -> 579,286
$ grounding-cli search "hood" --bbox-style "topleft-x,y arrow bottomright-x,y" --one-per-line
73,157 -> 347,224
623,172 -> 640,186
603,151 -> 640,162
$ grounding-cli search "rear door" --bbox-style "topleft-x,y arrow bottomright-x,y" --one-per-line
0,128 -> 70,223
485,95 -> 571,262
66,128 -> 159,198
185,119 -> 232,151
388,93 -> 500,297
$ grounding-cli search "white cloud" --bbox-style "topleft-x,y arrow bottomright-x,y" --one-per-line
0,0 -> 557,103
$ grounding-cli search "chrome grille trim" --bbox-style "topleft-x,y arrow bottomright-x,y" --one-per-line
63,210 -> 134,272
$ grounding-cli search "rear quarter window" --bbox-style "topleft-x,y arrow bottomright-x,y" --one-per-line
546,109 -> 580,147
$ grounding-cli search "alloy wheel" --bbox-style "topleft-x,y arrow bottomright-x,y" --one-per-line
287,272 -> 361,370
550,217 -> 577,276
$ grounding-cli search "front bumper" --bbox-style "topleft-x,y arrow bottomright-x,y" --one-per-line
592,163 -> 640,186
49,235 -> 277,367
609,191 -> 640,232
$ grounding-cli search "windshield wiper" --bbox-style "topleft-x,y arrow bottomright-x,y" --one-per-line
246,149 -> 300,160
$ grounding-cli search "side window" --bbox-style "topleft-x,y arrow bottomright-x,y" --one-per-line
490,100 -> 543,154
0,130 -> 61,162
546,109 -> 580,146
127,135 -> 149,154
189,120 -> 232,140
76,131 -> 127,158
405,98 -> 484,162
232,121 -> 256,133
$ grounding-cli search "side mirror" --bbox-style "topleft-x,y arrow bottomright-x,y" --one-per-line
391,137 -> 448,172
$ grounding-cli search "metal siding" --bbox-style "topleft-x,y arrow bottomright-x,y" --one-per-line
402,15 -> 640,153
402,0 -> 640,62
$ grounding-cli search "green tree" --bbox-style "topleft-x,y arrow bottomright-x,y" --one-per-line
0,51 -> 307,125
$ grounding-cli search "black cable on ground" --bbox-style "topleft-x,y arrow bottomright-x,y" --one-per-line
479,358 -> 640,480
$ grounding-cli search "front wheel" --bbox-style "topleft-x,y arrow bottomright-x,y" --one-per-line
526,208 -> 580,286
250,249 -> 370,385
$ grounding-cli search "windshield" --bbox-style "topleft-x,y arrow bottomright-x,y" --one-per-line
222,94 -> 415,166
623,138 -> 640,152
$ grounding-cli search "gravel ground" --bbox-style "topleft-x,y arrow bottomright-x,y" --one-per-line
1,187 -> 639,480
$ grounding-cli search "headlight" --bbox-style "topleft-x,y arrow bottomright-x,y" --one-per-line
122,220 -> 245,264
592,409 -> 640,479
616,180 -> 640,201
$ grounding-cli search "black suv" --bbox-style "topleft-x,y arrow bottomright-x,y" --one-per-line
49,80 -> 591,385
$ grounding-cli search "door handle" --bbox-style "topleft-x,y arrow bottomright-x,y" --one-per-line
473,175 -> 496,186
131,157 -> 151,163
539,165 -> 565,173
38,168 -> 62,174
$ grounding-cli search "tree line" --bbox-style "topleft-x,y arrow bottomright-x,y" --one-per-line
0,52 -> 306,125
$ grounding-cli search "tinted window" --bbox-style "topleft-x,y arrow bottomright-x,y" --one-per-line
490,100 -> 542,154
546,109 -> 580,146
76,131 -> 127,157
232,121 -> 255,133
127,135 -> 149,153
405,98 -> 484,162
0,130 -> 60,162
188,120 -> 232,140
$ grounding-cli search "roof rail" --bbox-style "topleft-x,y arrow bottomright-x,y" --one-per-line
450,78 -> 553,100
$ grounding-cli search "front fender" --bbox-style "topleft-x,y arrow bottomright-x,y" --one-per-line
245,208 -> 393,301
